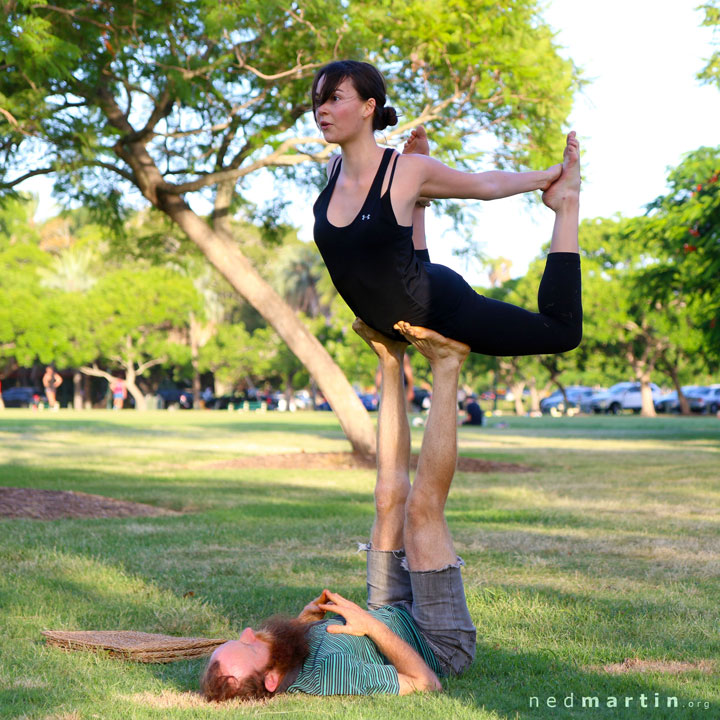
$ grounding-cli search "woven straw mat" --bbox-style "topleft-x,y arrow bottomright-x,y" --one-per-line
42,630 -> 227,663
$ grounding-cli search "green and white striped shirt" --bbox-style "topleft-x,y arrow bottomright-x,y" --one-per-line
286,605 -> 442,696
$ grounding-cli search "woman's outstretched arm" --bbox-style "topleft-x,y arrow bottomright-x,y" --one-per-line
405,154 -> 561,202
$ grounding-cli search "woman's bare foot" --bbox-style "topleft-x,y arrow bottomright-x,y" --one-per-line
542,131 -> 581,211
393,321 -> 469,369
404,126 -> 432,208
352,318 -> 407,362
403,125 -> 429,155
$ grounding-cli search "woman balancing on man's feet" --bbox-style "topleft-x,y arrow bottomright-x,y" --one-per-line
312,60 -> 582,356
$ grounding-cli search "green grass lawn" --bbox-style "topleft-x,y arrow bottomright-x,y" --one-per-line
1,409 -> 718,719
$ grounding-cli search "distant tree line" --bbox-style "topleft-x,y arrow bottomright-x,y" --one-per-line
1,136 -> 717,417
0,197 -> 380,409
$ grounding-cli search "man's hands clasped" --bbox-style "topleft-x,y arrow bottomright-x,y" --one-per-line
297,589 -> 332,623
299,589 -> 379,637
318,590 -> 378,637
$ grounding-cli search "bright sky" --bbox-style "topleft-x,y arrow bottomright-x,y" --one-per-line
23,0 -> 720,288
423,0 -> 720,283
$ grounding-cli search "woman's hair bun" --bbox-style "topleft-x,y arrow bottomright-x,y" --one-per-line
380,106 -> 398,129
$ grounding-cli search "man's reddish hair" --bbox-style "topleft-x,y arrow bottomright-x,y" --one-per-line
201,661 -> 269,702
200,616 -> 310,702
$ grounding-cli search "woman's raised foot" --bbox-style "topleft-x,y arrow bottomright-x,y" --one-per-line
542,131 -> 581,212
403,125 -> 430,156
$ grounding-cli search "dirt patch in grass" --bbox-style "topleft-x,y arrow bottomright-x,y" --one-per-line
595,658 -> 716,674
207,452 -> 533,474
0,487 -> 179,521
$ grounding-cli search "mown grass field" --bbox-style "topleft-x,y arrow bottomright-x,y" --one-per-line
1,409 -> 718,719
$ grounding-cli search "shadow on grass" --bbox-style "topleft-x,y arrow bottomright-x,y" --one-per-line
478,415 -> 720,443
4,411 -> 719,445
11,561 -> 715,720
3,463 -> 718,602
139,586 -> 719,718
450,642 -> 717,719
0,413 -> 345,438
4,525 -> 718,716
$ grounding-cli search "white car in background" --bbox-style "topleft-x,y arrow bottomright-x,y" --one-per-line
585,382 -> 663,414
685,385 -> 720,414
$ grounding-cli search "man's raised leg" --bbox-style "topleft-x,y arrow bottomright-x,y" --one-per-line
392,320 -> 476,677
393,321 -> 469,571
352,318 -> 411,550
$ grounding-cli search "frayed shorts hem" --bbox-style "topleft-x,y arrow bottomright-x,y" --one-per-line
360,543 -> 476,676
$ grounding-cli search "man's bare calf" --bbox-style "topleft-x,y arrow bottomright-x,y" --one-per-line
393,320 -> 469,572
353,318 -> 411,551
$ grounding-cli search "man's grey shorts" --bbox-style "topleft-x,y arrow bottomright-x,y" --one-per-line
362,545 -> 476,676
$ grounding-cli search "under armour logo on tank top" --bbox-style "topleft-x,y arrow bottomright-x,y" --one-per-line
361,214 -> 371,220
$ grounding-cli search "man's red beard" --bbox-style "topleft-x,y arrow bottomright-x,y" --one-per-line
256,615 -> 310,682
201,616 -> 310,702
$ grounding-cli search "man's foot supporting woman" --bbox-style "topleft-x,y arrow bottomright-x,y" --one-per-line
393,321 -> 469,370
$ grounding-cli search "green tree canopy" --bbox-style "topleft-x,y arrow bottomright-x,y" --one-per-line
1,0 -> 579,449
0,195 -> 51,370
78,267 -> 203,409
698,0 -> 720,88
639,146 -> 720,357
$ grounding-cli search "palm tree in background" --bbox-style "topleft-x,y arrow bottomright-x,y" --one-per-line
37,245 -> 98,293
271,243 -> 332,320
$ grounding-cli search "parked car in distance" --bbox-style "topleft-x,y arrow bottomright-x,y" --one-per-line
316,389 -> 378,412
584,382 -> 663,414
539,386 -> 595,414
684,386 -> 720,414
655,386 -> 701,414
1,386 -> 46,408
706,386 -> 720,414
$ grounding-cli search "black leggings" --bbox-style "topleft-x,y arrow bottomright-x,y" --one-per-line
413,250 -> 582,357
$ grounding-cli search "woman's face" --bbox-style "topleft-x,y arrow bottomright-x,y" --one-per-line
314,76 -> 374,144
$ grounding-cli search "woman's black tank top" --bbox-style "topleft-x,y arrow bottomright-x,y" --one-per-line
313,148 -> 431,338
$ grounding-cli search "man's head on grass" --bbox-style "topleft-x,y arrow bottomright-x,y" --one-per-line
201,616 -> 309,702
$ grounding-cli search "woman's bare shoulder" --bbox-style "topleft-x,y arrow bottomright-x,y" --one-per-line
395,153 -> 442,172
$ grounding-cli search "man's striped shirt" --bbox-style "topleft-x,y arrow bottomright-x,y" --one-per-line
286,605 -> 442,696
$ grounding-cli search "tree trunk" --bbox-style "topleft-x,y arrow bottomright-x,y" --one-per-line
639,378 -> 657,417
72,370 -> 83,410
662,360 -> 691,415
284,374 -> 296,412
83,373 -> 92,409
160,193 -> 376,455
557,381 -> 568,410
677,388 -> 691,415
511,381 -> 526,416
107,113 -> 376,454
124,362 -> 147,411
622,322 -> 668,418
528,376 -> 541,414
